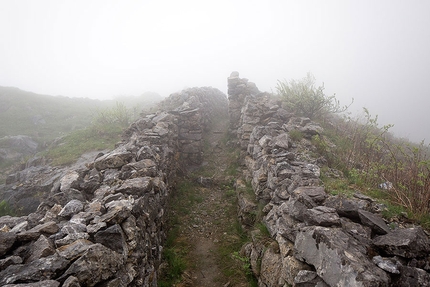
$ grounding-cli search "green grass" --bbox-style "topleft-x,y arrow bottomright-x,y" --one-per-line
289,129 -> 304,142
322,176 -> 353,197
0,200 -> 15,216
158,180 -> 196,286
41,126 -> 122,166
320,166 -> 430,228
213,181 -> 261,286
159,226 -> 188,287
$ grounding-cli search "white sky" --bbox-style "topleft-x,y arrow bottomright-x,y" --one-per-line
1,0 -> 429,142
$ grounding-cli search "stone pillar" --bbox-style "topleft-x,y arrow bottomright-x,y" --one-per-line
227,71 -> 259,136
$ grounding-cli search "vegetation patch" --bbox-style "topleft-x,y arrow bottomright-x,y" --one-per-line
317,109 -> 430,226
0,200 -> 14,216
278,74 -> 430,228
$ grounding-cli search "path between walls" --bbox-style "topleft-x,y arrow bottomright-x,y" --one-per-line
165,112 -> 249,287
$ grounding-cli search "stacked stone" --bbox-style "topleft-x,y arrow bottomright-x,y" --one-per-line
227,71 -> 260,136
229,72 -> 430,287
159,87 -> 228,167
0,87 -> 228,286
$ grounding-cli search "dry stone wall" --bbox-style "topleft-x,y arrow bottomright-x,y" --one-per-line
228,72 -> 430,287
0,87 -> 227,286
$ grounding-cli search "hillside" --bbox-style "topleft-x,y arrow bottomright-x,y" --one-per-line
0,86 -> 163,143
0,86 -> 163,181
0,75 -> 429,286
0,87 -> 105,142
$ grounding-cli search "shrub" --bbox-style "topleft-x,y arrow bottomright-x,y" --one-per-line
92,102 -> 131,134
276,73 -> 352,120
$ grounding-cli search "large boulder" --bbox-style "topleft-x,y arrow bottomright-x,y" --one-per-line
0,254 -> 69,285
294,226 -> 390,286
373,227 -> 430,258
59,243 -> 123,286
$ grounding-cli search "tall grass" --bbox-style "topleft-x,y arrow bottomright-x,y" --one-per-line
317,109 -> 430,222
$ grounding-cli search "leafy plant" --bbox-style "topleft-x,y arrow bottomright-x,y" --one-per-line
232,252 -> 253,277
276,73 -> 352,120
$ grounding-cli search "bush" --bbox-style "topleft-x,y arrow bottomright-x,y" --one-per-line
92,102 -> 131,134
276,73 -> 352,120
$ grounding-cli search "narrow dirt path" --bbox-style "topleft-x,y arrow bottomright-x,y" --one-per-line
165,113 -> 250,287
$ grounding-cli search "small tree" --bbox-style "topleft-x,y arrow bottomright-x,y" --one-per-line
276,73 -> 351,119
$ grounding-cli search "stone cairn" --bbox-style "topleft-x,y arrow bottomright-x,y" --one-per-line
0,87 -> 227,286
228,71 -> 430,287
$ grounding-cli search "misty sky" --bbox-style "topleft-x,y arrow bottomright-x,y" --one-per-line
1,1 -> 429,142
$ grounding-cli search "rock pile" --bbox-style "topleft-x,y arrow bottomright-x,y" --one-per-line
229,72 -> 430,287
0,87 -> 227,286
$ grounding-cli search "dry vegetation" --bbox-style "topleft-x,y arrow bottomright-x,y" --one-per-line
277,74 -> 430,228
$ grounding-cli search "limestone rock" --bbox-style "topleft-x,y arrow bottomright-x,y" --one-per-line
116,177 -> 153,196
120,159 -> 157,179
304,206 -> 341,227
293,186 -> 327,205
372,255 -> 401,274
0,256 -> 22,271
59,243 -> 124,287
294,270 -> 329,287
16,221 -> 59,242
237,192 -> 257,227
56,239 -> 94,260
294,226 -> 390,286
394,265 -> 430,287
258,247 -> 285,287
3,280 -> 60,287
94,224 -> 127,255
59,171 -> 80,193
94,149 -> 133,171
358,209 -> 391,235
0,254 -> 69,285
25,235 -> 55,263
0,232 -> 16,257
58,199 -> 84,218
325,195 -> 370,220
62,276 -> 81,287
0,216 -> 27,230
373,227 -> 430,258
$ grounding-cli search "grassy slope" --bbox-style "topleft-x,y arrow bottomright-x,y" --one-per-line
0,86 -> 108,143
0,86 -> 163,144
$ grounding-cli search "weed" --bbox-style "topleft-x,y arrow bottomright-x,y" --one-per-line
289,129 -> 304,142
317,109 -> 430,226
232,252 -> 253,277
323,177 -> 352,197
0,200 -> 14,216
256,222 -> 271,238
159,247 -> 187,286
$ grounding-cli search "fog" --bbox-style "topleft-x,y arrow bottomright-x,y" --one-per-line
1,0 -> 429,142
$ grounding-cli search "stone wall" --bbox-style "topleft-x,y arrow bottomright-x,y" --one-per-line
0,87 -> 227,286
229,72 -> 430,287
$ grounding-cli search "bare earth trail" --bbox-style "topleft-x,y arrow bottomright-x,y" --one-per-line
172,114 -> 248,287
